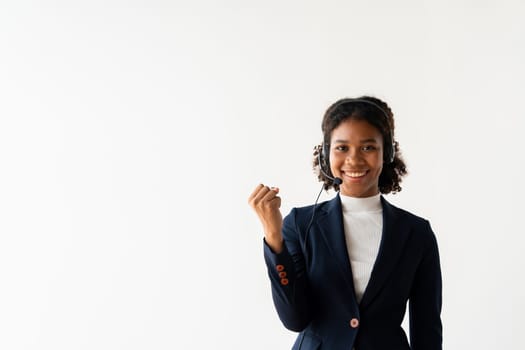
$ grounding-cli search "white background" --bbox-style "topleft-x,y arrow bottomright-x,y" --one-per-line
1,1 -> 524,349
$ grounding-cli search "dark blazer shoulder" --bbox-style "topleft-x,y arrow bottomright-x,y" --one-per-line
382,197 -> 436,242
285,196 -> 338,227
383,198 -> 428,223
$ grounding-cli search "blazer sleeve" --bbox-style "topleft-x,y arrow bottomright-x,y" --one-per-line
263,208 -> 312,332
409,220 -> 443,350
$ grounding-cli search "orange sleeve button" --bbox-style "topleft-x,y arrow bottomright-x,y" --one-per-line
350,318 -> 359,328
280,278 -> 289,285
278,271 -> 287,278
276,264 -> 285,272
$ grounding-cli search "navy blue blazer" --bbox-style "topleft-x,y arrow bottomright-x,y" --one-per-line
263,194 -> 442,350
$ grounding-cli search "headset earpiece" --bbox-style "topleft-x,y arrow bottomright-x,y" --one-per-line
385,140 -> 396,164
318,142 -> 342,186
322,142 -> 330,169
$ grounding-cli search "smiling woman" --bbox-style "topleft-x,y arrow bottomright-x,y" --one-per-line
314,97 -> 407,195
248,96 -> 442,350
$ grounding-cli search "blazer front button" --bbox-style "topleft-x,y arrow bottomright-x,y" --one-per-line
350,318 -> 359,328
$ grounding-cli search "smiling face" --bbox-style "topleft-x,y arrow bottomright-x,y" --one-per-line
329,118 -> 384,198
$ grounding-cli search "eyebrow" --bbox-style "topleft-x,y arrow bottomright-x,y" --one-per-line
333,138 -> 378,144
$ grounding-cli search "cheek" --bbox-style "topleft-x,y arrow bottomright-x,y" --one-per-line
329,153 -> 344,168
369,157 -> 384,174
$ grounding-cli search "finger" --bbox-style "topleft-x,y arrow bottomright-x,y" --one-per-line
251,185 -> 271,205
262,188 -> 279,202
267,196 -> 282,208
248,184 -> 265,202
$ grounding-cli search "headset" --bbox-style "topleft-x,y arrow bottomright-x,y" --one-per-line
302,98 -> 396,263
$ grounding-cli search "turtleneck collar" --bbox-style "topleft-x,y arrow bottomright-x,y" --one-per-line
339,192 -> 382,213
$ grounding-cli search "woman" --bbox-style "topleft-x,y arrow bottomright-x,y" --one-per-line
248,96 -> 442,350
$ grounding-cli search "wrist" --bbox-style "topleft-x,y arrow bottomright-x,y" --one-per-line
265,236 -> 284,254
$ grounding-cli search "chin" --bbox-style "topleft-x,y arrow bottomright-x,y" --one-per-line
340,185 -> 378,198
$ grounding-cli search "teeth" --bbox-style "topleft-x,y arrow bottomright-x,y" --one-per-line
345,171 -> 366,177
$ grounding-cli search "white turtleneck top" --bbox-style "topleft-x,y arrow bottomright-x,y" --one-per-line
339,193 -> 383,303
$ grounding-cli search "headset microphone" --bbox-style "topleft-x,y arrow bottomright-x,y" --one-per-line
319,168 -> 342,186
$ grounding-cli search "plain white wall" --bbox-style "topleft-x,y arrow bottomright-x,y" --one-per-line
1,1 -> 524,349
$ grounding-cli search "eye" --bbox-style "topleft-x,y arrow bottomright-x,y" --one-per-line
362,145 -> 377,151
335,145 -> 348,152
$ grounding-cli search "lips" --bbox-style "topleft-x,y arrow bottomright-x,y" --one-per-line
341,170 -> 368,178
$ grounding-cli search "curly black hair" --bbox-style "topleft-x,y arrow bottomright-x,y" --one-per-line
313,96 -> 407,194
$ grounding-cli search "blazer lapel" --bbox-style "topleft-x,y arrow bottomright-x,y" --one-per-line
316,195 -> 357,300
359,196 -> 411,310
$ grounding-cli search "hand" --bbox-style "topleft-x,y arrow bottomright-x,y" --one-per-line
248,184 -> 284,253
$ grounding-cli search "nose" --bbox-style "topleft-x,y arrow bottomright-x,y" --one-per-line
345,148 -> 363,164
